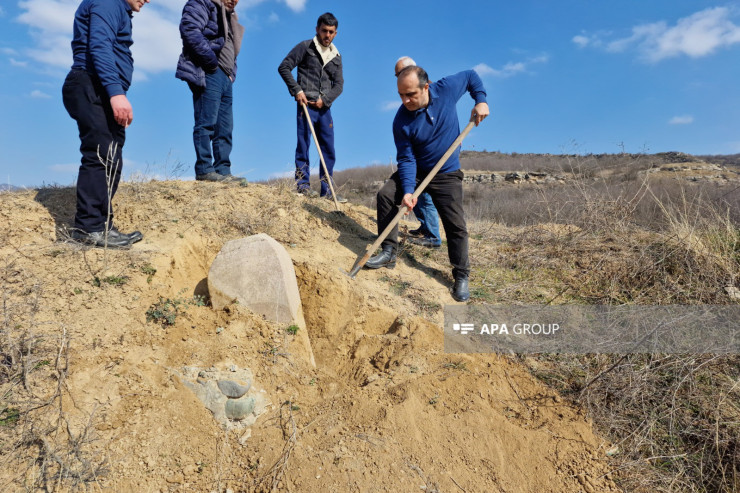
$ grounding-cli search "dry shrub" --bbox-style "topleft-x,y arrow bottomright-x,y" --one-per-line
462,152 -> 740,491
526,353 -> 740,493
1,259 -> 108,490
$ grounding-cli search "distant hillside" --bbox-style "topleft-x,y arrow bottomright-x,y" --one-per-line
324,151 -> 740,190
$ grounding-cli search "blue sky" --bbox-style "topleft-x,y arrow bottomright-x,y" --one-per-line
1,0 -> 739,187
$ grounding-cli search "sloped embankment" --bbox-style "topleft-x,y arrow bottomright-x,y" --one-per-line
0,181 -> 619,491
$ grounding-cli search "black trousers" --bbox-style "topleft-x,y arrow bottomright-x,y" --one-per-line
62,69 -> 125,233
376,169 -> 470,279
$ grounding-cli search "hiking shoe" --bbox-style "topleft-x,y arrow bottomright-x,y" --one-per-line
407,236 -> 441,248
70,229 -> 134,249
196,172 -> 226,182
408,228 -> 425,238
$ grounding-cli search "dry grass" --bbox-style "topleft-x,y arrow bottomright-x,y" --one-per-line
334,150 -> 740,491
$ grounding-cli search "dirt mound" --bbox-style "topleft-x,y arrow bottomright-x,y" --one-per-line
0,181 -> 620,492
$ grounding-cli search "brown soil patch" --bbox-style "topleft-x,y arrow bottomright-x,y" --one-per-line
0,181 -> 620,492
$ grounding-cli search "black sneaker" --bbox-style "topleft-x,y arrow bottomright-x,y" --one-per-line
196,172 -> 226,182
71,229 -> 134,249
408,228 -> 425,238
407,236 -> 441,248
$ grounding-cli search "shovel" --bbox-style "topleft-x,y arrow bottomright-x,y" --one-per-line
301,103 -> 341,212
345,118 -> 476,278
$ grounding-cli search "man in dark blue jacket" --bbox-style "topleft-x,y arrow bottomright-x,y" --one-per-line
176,0 -> 245,183
278,12 -> 345,201
365,66 -> 489,302
62,0 -> 149,249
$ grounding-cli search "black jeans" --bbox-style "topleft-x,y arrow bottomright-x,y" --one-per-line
62,69 -> 125,233
376,170 -> 470,279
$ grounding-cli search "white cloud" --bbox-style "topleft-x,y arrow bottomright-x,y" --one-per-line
15,0 -> 289,76
572,35 -> 590,48
15,1 -> 182,75
10,58 -> 28,67
381,100 -> 400,112
268,11 -> 279,23
283,0 -> 307,13
1,48 -> 18,55
30,90 -> 51,98
473,63 -> 496,77
0,7 -> 5,17
578,7 -> 740,62
669,115 -> 694,125
130,6 -> 182,74
474,55 -> 547,78
16,0 -> 77,69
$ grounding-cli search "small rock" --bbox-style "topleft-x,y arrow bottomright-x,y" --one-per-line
217,379 -> 252,398
165,472 -> 184,484
225,397 -> 256,420
724,286 -> 740,300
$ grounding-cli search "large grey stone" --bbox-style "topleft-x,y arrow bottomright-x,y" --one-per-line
208,234 -> 301,324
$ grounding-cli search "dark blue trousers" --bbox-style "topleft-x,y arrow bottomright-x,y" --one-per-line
295,105 -> 335,196
62,69 -> 125,233
189,69 -> 234,176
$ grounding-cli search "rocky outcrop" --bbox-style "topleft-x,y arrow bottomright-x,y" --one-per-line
463,171 -> 567,185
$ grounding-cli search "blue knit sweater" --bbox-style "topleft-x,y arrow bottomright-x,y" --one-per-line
393,70 -> 487,195
70,0 -> 133,98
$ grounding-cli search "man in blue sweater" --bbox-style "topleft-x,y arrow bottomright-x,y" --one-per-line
62,0 -> 149,248
365,66 -> 489,302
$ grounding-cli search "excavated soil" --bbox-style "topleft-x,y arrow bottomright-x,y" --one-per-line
0,181 -> 620,492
